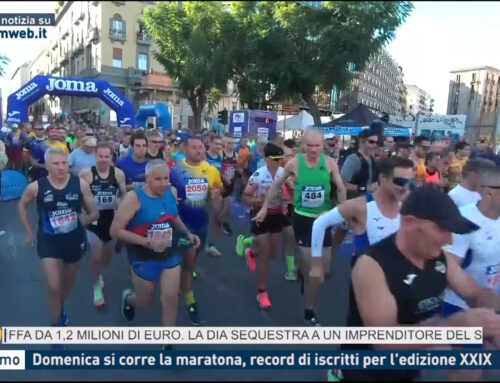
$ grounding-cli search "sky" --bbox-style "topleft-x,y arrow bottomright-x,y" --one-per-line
1,1 -> 500,115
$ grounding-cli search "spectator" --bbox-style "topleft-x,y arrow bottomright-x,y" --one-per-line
5,124 -> 29,171
471,138 -> 495,161
395,142 -> 412,160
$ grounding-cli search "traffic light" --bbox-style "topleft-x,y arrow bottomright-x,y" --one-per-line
218,109 -> 228,125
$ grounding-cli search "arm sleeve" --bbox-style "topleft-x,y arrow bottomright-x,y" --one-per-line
311,207 -> 345,258
340,154 -> 361,183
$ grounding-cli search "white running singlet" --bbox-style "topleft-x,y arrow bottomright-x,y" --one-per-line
249,165 -> 283,212
444,203 -> 500,309
365,200 -> 401,245
448,184 -> 481,208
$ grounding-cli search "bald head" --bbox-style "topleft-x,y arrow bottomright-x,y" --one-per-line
304,128 -> 324,142
303,128 -> 324,160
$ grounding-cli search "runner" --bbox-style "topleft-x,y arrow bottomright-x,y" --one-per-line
242,143 -> 287,308
79,142 -> 127,307
118,127 -> 132,159
146,130 -> 165,160
424,151 -> 442,186
69,136 -> 96,176
448,159 -> 495,207
254,128 -> 346,325
412,135 -> 431,187
18,147 -> 98,329
25,123 -> 48,181
206,135 -> 223,171
340,183 -> 500,381
248,136 -> 267,175
220,135 -> 238,236
110,160 -> 200,335
311,157 -> 414,273
169,137 -> 223,325
117,130 -> 149,190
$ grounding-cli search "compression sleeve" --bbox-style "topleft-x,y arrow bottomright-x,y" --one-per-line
311,207 -> 345,258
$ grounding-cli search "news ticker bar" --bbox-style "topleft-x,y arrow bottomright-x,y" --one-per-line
0,350 -> 497,370
0,327 -> 483,345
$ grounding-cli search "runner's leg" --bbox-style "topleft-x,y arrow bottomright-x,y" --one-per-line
41,258 -> 65,325
88,230 -> 104,285
159,265 -> 182,326
62,262 -> 78,302
126,266 -> 155,307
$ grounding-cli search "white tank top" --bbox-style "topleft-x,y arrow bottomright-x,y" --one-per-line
249,165 -> 283,213
366,200 -> 401,245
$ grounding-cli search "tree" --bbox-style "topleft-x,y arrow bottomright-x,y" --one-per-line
230,1 -> 414,124
0,54 -> 10,77
144,2 -> 235,133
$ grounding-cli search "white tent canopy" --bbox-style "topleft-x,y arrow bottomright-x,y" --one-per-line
277,110 -> 314,131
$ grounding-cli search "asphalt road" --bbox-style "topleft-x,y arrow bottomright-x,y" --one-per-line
0,198 -> 482,381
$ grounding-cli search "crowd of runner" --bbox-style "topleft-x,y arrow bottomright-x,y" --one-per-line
2,118 -> 500,381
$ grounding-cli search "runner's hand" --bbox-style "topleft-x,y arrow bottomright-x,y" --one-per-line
148,238 -> 169,253
462,308 -> 500,338
26,233 -> 34,247
187,233 -> 201,249
367,182 -> 379,193
211,188 -> 222,200
252,206 -> 267,223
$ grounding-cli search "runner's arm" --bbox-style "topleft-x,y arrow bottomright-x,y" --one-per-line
79,178 -> 99,226
18,182 -> 38,240
445,250 -> 500,310
340,154 -> 362,192
242,180 -> 260,209
328,157 -> 346,204
110,191 -> 148,247
260,159 -> 294,213
114,168 -> 128,206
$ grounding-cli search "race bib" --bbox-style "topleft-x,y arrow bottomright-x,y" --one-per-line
185,178 -> 209,206
49,209 -> 78,234
94,191 -> 116,210
301,186 -> 325,208
486,263 -> 500,290
147,223 -> 173,249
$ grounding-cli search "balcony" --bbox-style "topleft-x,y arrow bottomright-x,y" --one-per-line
137,30 -> 151,45
52,41 -> 58,50
91,1 -> 99,5
60,53 -> 69,66
109,28 -> 126,41
86,27 -> 100,45
62,30 -> 69,40
71,42 -> 84,58
74,12 -> 84,25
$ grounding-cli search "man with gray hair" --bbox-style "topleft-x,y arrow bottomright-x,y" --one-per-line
18,147 -> 98,335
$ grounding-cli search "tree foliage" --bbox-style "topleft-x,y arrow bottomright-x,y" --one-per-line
229,1 -> 414,124
144,2 -> 235,132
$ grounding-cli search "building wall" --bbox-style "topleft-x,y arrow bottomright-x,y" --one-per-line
405,85 -> 434,115
447,66 -> 500,142
335,49 -> 404,116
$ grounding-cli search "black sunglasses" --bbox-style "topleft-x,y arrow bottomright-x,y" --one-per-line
368,139 -> 378,145
483,185 -> 500,189
392,177 -> 413,187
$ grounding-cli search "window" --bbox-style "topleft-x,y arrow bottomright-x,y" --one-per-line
138,53 -> 148,71
112,48 -> 122,68
456,74 -> 461,83
112,18 -> 123,33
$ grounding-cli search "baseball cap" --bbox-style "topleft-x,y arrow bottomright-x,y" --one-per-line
264,142 -> 284,159
401,183 -> 479,234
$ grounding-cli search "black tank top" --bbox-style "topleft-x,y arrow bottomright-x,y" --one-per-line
90,166 -> 119,211
146,150 -> 164,160
221,151 -> 238,185
345,234 -> 447,348
36,176 -> 83,235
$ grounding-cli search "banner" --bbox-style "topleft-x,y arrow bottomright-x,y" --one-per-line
416,114 -> 467,142
0,350 -> 497,370
6,75 -> 136,127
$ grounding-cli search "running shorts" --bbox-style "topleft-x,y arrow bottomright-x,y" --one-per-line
222,182 -> 235,198
293,212 -> 332,248
130,257 -> 181,281
87,210 -> 114,243
37,226 -> 88,264
250,210 -> 287,236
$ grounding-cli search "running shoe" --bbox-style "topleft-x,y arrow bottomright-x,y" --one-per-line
284,270 -> 297,282
256,291 -> 272,309
304,313 -> 322,327
93,283 -> 105,307
327,369 -> 343,381
56,308 -> 69,326
222,223 -> 233,236
193,270 -> 198,279
185,304 -> 206,326
206,244 -> 222,257
236,235 -> 246,257
121,289 -> 135,321
245,248 -> 256,272
98,274 -> 105,288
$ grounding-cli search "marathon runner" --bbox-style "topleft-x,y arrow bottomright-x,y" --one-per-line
448,159 -> 494,207
248,136 -> 267,175
206,135 -> 223,171
412,135 -> 431,187
110,160 -> 200,336
118,127 -> 132,159
117,130 -> 149,190
69,136 -> 96,177
340,183 -> 500,382
170,137 -> 223,325
448,141 -> 472,190
442,165 -> 500,381
146,130 -> 165,160
241,143 -> 288,308
220,135 -> 238,236
18,147 -> 98,328
26,123 -> 49,181
79,142 -> 127,307
254,128 -> 346,325
311,157 -> 414,275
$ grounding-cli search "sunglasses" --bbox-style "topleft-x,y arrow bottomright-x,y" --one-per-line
152,140 -> 164,144
86,133 -> 94,137
34,128 -> 44,131
367,139 -> 378,145
483,185 -> 500,189
269,156 -> 283,161
392,177 -> 413,187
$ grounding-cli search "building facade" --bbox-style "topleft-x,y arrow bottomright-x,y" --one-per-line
25,0 -> 238,130
447,66 -> 500,142
334,49 -> 405,116
405,85 -> 434,116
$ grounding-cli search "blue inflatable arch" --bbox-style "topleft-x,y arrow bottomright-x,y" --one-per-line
135,103 -> 172,131
6,75 -> 136,127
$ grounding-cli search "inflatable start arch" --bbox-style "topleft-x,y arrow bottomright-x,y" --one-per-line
6,75 -> 136,127
135,103 -> 172,132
